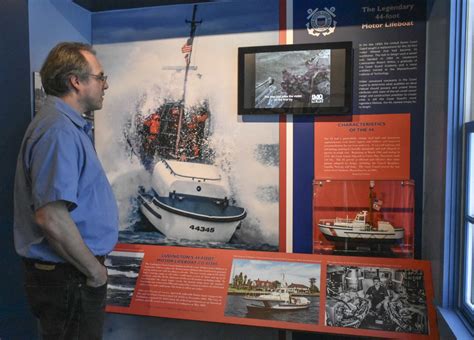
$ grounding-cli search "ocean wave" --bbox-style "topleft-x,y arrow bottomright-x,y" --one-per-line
108,284 -> 136,291
108,269 -> 139,278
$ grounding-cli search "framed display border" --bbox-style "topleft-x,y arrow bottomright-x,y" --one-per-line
106,244 -> 438,339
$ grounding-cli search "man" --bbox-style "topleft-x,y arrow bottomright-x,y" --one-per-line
14,42 -> 118,339
365,276 -> 389,317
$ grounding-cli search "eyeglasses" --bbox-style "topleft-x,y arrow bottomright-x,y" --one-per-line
87,73 -> 108,83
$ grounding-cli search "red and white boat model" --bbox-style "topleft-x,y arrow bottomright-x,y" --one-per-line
318,210 -> 404,243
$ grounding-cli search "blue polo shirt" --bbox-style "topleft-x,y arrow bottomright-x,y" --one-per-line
14,96 -> 119,262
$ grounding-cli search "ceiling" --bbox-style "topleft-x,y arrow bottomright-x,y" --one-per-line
73,0 -> 212,12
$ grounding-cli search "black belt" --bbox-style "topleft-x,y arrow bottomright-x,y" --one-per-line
22,255 -> 106,270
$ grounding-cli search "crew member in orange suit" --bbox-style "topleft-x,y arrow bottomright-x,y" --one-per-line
144,112 -> 161,142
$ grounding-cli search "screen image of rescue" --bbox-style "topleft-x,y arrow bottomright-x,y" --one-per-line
94,3 -> 280,251
254,49 -> 331,109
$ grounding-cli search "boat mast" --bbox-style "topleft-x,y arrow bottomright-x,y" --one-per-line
369,180 -> 375,226
175,5 -> 202,156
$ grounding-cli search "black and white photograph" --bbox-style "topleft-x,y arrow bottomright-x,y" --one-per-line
105,251 -> 145,307
325,264 -> 428,334
224,259 -> 320,324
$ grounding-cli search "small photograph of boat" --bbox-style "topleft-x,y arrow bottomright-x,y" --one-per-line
224,259 -> 320,324
105,251 -> 145,307
243,281 -> 311,312
326,265 -> 428,335
313,180 -> 415,257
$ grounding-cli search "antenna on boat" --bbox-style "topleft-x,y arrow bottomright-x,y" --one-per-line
369,180 -> 375,227
175,4 -> 202,156
281,273 -> 286,288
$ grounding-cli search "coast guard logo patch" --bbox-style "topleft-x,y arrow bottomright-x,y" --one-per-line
306,7 -> 337,37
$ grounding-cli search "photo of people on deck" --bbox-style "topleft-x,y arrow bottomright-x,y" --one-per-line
224,259 -> 320,324
325,265 -> 428,334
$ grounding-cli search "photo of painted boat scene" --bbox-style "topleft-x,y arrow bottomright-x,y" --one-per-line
224,259 -> 320,324
94,4 -> 280,252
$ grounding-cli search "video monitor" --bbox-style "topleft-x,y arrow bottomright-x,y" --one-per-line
238,42 -> 352,115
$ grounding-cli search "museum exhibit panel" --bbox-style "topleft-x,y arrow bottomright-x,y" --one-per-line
1,0 -> 472,339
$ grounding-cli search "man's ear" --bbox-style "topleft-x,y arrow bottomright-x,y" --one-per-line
68,74 -> 81,92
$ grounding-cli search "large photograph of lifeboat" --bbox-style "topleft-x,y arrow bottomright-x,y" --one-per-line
94,4 -> 280,250
224,259 -> 321,324
313,180 -> 415,258
325,265 -> 428,335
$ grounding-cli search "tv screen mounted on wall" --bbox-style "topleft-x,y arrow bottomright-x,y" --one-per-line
238,42 -> 353,115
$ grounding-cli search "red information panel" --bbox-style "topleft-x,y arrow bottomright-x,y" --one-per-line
106,244 -> 438,339
314,113 -> 411,180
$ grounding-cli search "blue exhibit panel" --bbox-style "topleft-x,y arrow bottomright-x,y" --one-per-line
92,0 -> 279,43
29,0 -> 91,71
293,116 -> 315,253
291,0 -> 426,255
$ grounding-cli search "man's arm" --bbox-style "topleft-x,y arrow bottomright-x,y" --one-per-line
35,200 -> 107,287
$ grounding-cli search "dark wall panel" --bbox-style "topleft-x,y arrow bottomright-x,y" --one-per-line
0,0 -> 36,338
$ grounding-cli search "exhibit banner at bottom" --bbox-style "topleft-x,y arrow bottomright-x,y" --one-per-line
106,244 -> 438,339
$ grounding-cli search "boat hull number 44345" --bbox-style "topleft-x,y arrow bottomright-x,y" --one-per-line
189,225 -> 215,233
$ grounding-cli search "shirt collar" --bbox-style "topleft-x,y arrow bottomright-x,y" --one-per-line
47,96 -> 88,130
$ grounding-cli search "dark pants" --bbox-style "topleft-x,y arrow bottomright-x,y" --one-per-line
23,258 -> 107,340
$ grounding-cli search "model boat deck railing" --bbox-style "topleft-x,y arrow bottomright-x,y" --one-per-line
319,217 -> 366,224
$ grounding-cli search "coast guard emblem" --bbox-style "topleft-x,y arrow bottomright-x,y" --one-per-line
306,7 -> 337,37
